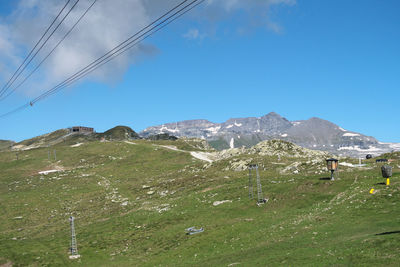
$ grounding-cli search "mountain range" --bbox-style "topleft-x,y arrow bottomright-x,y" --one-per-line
140,112 -> 400,157
3,113 -> 399,158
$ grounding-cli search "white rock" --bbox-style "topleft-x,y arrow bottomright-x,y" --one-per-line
38,169 -> 61,175
213,200 -> 232,206
70,143 -> 83,147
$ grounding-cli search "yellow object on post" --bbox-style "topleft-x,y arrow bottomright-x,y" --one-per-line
386,178 -> 390,186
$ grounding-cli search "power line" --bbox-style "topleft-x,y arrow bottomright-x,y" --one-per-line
0,0 -> 72,97
0,103 -> 30,119
0,0 -> 204,118
4,0 -> 190,104
33,0 -> 203,104
37,0 -> 205,102
0,0 -> 80,99
3,0 -> 81,97
0,0 -> 98,101
32,0 -> 194,103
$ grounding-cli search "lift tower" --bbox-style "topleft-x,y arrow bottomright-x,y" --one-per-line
69,216 -> 80,259
248,164 -> 264,204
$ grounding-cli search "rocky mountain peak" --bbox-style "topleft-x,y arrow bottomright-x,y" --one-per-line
263,111 -> 283,118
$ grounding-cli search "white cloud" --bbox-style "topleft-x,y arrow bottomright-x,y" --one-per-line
0,0 -> 296,98
0,0 -> 155,96
183,28 -> 206,40
205,0 -> 296,12
0,24 -> 22,81
203,0 -> 296,34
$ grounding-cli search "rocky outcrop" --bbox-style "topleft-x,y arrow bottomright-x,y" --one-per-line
250,140 -> 329,158
147,133 -> 178,141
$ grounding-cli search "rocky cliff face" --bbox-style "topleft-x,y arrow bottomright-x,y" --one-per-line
140,112 -> 400,158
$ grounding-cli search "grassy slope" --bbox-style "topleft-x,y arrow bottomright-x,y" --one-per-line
17,129 -> 70,147
97,126 -> 140,140
0,140 -> 14,150
0,139 -> 399,266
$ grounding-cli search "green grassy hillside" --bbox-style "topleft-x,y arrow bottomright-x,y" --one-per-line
0,140 -> 14,151
0,138 -> 399,266
97,126 -> 140,140
17,129 -> 70,147
8,126 -> 141,152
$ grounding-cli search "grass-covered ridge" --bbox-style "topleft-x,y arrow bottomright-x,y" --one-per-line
0,140 -> 14,151
0,137 -> 399,266
97,126 -> 140,140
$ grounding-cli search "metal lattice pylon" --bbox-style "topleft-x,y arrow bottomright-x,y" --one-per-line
69,216 -> 78,256
255,166 -> 263,203
248,167 -> 254,199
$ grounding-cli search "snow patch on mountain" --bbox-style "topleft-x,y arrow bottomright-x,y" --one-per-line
338,146 -> 380,152
159,125 -> 179,133
339,162 -> 359,168
206,126 -> 221,134
389,143 -> 400,150
343,133 -> 360,137
190,152 -> 213,163
378,142 -> 400,151
230,138 -> 234,149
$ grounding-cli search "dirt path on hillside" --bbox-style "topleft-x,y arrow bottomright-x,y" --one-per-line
154,144 -> 214,163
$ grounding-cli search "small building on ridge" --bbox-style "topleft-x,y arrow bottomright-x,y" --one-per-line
69,126 -> 94,134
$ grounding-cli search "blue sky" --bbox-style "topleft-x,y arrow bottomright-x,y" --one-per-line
0,0 -> 399,142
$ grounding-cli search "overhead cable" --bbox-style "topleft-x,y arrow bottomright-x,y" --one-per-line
0,0 -> 204,118
0,0 -> 97,102
0,0 -> 80,98
36,0 -> 205,103
33,0 -> 201,104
